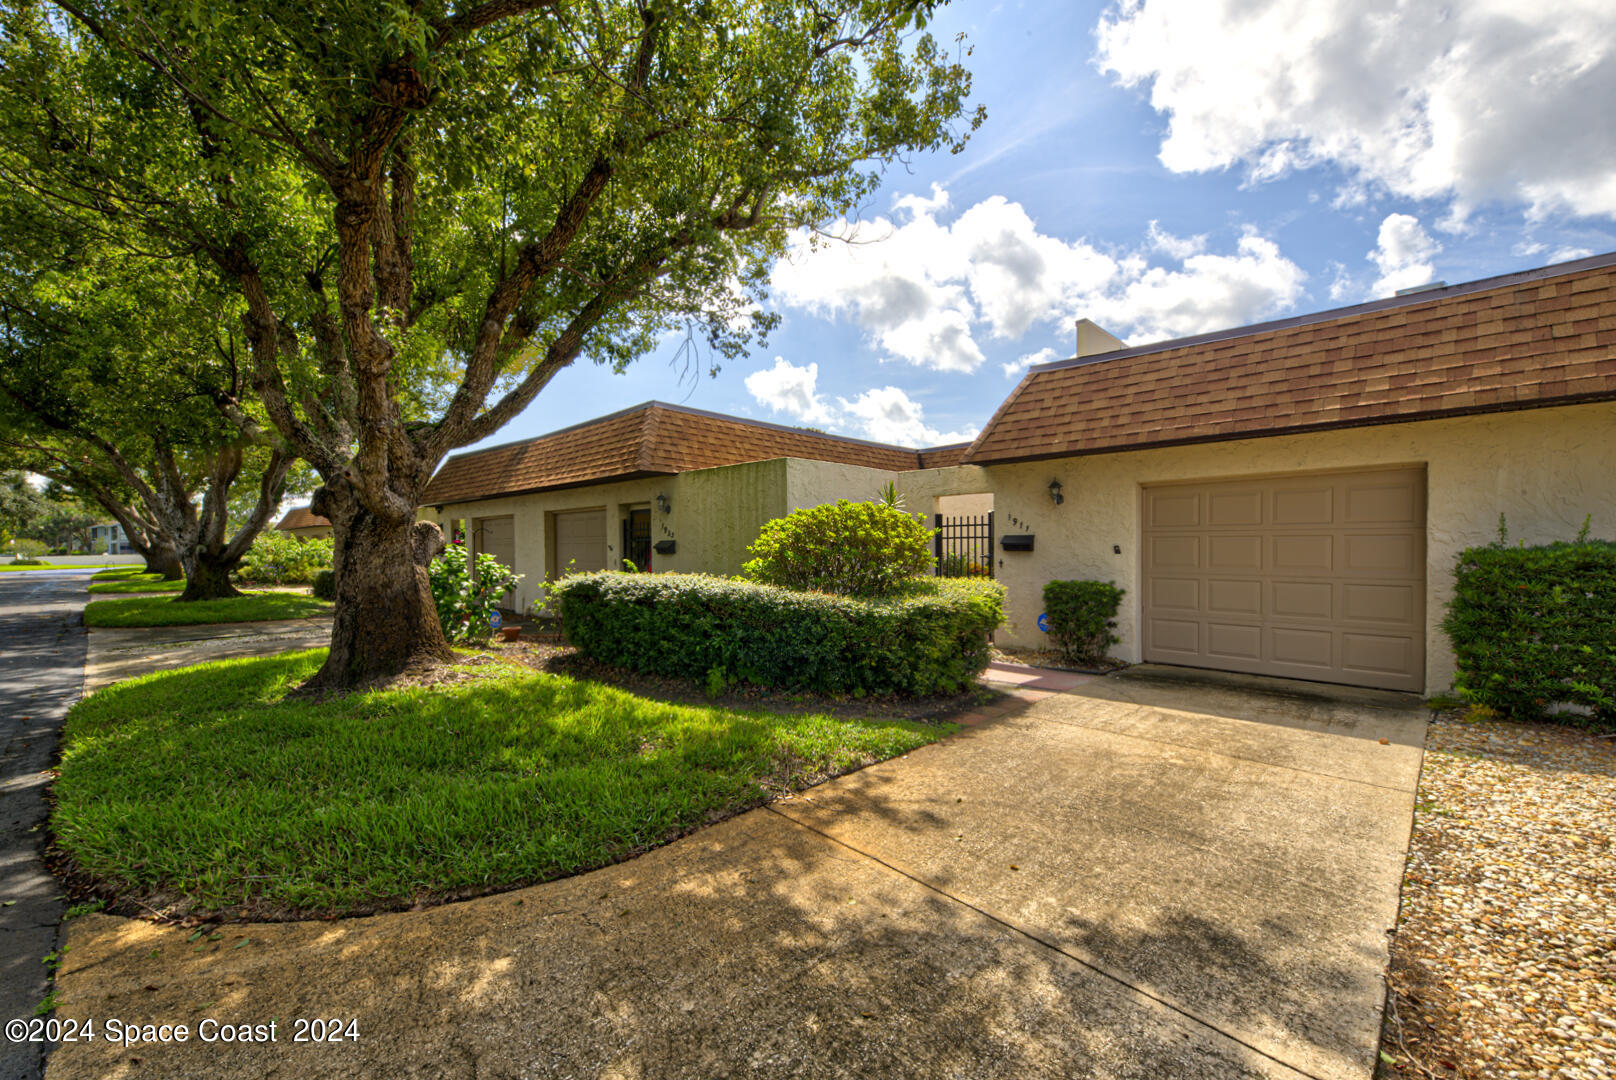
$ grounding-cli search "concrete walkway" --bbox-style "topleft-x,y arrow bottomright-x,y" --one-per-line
44,663 -> 1423,1080
82,618 -> 332,694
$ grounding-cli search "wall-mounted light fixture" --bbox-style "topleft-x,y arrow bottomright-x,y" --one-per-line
1047,479 -> 1065,505
655,493 -> 671,513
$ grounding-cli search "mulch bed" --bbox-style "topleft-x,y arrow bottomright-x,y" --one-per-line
493,636 -> 1003,724
1377,711 -> 1616,1079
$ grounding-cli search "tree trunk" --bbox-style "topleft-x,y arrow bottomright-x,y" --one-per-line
177,555 -> 243,602
142,539 -> 184,580
304,499 -> 453,691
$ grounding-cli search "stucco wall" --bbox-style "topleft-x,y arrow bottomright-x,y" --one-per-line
985,402 -> 1616,694
675,458 -> 787,576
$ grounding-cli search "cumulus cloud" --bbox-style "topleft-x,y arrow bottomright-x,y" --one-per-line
1369,214 -> 1441,296
743,356 -> 833,424
1002,347 -> 1060,380
1094,0 -> 1616,222
742,358 -> 976,447
770,185 -> 1307,368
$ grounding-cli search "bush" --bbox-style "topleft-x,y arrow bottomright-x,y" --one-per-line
312,569 -> 336,600
237,531 -> 333,585
553,572 -> 1005,696
9,538 -> 48,558
1043,580 -> 1125,665
428,543 -> 523,643
742,499 -> 934,598
1443,536 -> 1615,723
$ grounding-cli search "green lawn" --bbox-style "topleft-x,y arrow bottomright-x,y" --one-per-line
83,592 -> 331,627
54,650 -> 951,916
88,574 -> 185,593
91,566 -> 148,579
0,563 -> 130,573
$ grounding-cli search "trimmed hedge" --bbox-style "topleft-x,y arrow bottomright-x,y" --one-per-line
1043,579 -> 1124,665
553,572 -> 1006,696
742,499 -> 934,598
312,569 -> 336,600
1443,538 -> 1615,723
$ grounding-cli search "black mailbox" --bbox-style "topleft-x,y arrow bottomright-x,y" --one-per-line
1000,534 -> 1034,552
653,539 -> 677,555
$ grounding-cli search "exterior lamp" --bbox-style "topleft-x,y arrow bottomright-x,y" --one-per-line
655,492 -> 671,513
1047,479 -> 1065,505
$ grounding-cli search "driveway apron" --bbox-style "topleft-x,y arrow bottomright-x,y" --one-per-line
0,573 -> 90,1080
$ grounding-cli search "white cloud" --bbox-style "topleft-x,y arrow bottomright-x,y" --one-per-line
743,356 -> 832,424
1551,245 -> 1594,262
742,358 -> 976,447
770,187 -> 1308,367
1095,0 -> 1616,222
839,387 -> 979,447
1002,347 -> 1060,380
1369,213 -> 1441,296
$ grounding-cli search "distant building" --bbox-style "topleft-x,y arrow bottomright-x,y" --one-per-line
274,506 -> 334,540
88,522 -> 131,554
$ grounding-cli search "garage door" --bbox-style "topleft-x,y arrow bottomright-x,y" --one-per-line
474,515 -> 517,604
1141,468 -> 1426,692
553,509 -> 607,576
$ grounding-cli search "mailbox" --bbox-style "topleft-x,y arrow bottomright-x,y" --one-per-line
653,539 -> 677,555
1000,534 -> 1034,552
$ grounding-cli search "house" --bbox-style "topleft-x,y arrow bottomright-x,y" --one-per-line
274,506 -> 334,540
88,521 -> 130,554
423,251 -> 1616,696
418,404 -> 994,616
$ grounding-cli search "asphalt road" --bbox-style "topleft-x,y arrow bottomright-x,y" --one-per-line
0,572 -> 89,1080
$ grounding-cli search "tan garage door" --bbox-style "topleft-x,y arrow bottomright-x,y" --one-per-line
1141,467 -> 1426,692
552,509 -> 607,576
474,515 -> 517,604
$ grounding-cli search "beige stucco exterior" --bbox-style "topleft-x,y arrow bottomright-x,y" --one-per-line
983,401 -> 1616,695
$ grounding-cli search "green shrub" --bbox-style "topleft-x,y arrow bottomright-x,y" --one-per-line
8,556 -> 46,566
1443,536 -> 1615,724
428,542 -> 523,642
554,572 -> 1005,696
237,531 -> 333,585
312,569 -> 336,600
8,538 -> 48,558
1043,580 -> 1125,665
742,499 -> 934,598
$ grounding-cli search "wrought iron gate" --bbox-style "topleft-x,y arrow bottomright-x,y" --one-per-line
622,508 -> 651,571
934,511 -> 994,578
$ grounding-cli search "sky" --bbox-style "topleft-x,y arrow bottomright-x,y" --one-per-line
477,0 -> 1616,454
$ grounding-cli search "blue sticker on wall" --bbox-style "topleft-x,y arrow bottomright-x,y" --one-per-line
1036,612 -> 1050,633
489,610 -> 503,630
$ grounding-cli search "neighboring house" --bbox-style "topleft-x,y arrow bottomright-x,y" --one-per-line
88,521 -> 131,554
418,404 -> 994,616
274,506 -> 334,540
424,251 -> 1616,696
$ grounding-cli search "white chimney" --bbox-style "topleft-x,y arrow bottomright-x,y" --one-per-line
1076,318 -> 1127,358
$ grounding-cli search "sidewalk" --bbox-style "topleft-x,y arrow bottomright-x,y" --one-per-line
82,618 -> 332,693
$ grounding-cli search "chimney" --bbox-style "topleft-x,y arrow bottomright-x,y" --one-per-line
1076,318 -> 1127,358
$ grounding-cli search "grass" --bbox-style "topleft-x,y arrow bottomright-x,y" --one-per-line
0,562 -> 130,573
53,650 -> 952,916
83,592 -> 331,627
91,567 -> 148,579
88,573 -> 185,593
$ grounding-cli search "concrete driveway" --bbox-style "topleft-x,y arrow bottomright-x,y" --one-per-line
45,666 -> 1422,1080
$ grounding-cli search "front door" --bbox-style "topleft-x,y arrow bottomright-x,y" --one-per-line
622,507 -> 651,571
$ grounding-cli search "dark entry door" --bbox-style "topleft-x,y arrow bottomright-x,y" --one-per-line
622,508 -> 651,571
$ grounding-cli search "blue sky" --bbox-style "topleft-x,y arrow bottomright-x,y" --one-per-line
481,0 -> 1616,452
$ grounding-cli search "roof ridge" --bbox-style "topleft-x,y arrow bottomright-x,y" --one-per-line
1031,248 -> 1616,376
637,403 -> 664,472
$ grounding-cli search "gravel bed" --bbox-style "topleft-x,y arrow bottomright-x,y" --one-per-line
1378,712 -> 1616,1079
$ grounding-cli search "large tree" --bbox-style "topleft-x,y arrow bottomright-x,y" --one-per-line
0,205 -> 292,593
0,0 -> 980,686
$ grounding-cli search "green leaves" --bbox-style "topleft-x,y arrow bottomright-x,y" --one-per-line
1042,580 -> 1124,666
743,498 -> 935,597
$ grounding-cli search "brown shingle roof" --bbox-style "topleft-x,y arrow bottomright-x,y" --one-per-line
964,252 -> 1616,465
423,403 -> 945,506
275,506 -> 330,531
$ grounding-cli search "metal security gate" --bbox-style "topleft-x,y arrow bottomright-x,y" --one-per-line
621,508 -> 651,571
934,512 -> 994,578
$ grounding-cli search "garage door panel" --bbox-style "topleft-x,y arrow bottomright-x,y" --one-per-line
1148,618 -> 1200,655
1270,627 -> 1334,668
1271,580 -> 1333,620
1149,535 -> 1200,569
1341,633 -> 1418,677
553,509 -> 608,575
1205,622 -> 1262,660
1142,467 -> 1425,692
1150,577 -> 1200,612
1272,486 -> 1334,525
1272,534 -> 1334,573
1147,492 -> 1200,528
1205,579 -> 1262,616
1207,490 -> 1263,526
1342,583 -> 1416,623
